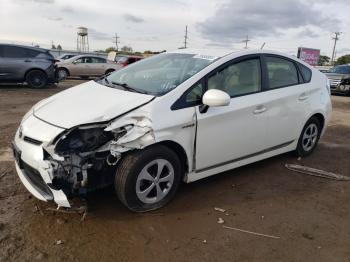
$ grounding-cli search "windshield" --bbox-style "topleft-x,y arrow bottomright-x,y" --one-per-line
105,53 -> 218,95
329,65 -> 350,74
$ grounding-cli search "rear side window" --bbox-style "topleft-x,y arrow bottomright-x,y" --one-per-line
91,57 -> 106,63
298,63 -> 312,83
266,56 -> 299,89
2,46 -> 40,58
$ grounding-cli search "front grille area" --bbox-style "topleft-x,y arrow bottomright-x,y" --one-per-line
329,79 -> 341,87
23,136 -> 42,146
21,161 -> 54,201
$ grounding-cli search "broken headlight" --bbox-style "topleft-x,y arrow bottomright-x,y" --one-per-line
55,127 -> 114,154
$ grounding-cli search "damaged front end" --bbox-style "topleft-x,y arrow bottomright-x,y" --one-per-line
43,113 -> 155,206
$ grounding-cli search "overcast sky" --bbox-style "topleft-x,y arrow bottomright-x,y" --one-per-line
0,0 -> 349,57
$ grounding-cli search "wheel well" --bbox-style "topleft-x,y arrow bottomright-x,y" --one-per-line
105,69 -> 115,74
25,68 -> 47,80
311,113 -> 325,132
157,141 -> 189,174
58,67 -> 70,76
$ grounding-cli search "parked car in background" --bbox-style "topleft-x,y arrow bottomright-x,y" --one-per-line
325,64 -> 350,95
56,55 -> 122,79
13,49 -> 331,212
107,52 -> 143,67
56,53 -> 77,62
115,55 -> 143,67
0,44 -> 57,88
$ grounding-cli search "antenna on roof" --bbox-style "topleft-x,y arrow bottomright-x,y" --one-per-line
260,42 -> 266,50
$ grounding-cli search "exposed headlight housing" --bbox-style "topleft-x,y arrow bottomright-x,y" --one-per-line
55,126 -> 113,154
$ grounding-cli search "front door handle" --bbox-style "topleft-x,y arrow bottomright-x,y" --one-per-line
253,105 -> 267,114
298,93 -> 309,101
24,59 -> 32,62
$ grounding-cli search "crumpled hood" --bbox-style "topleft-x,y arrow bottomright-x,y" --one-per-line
33,80 -> 154,129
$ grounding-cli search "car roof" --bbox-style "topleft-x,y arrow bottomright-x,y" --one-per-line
0,43 -> 48,53
167,48 -> 303,65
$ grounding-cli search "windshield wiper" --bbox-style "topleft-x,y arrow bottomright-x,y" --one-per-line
111,81 -> 149,94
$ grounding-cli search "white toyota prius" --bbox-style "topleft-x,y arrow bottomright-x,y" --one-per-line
13,49 -> 332,212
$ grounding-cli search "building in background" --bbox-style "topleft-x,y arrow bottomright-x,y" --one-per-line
297,47 -> 320,66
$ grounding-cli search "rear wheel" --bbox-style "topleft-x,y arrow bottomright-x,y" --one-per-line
26,70 -> 48,88
115,145 -> 182,212
295,117 -> 321,157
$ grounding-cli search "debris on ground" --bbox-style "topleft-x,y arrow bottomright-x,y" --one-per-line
285,164 -> 350,181
297,157 -> 302,161
302,232 -> 314,240
217,217 -> 225,224
47,205 -> 88,221
223,225 -> 280,239
55,240 -> 63,245
34,204 -> 44,216
0,167 -> 10,180
214,207 -> 226,213
202,239 -> 207,244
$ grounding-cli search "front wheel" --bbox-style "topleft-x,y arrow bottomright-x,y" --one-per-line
295,117 -> 321,157
115,145 -> 182,212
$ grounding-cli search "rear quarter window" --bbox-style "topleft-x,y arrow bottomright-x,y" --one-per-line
298,63 -> 312,83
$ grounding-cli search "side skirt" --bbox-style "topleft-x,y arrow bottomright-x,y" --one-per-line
185,140 -> 296,183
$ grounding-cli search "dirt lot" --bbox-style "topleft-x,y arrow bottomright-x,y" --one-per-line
0,80 -> 349,262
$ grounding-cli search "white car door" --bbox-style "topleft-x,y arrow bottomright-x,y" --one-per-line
195,56 -> 270,171
261,55 -> 311,148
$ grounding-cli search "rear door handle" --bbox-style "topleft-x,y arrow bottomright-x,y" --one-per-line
253,105 -> 267,114
298,93 -> 309,101
24,60 -> 31,62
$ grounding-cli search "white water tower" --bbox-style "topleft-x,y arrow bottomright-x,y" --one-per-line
77,27 -> 89,52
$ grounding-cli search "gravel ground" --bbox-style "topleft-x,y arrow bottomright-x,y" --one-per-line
0,80 -> 349,262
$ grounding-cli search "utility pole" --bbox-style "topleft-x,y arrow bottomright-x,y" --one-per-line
242,35 -> 250,49
113,33 -> 120,52
184,25 -> 188,48
331,32 -> 341,65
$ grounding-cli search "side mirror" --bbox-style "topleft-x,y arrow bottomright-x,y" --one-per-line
72,60 -> 78,64
202,89 -> 230,107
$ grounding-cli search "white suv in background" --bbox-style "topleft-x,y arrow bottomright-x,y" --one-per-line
13,49 -> 332,212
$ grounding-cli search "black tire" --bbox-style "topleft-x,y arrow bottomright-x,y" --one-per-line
57,68 -> 69,80
115,145 -> 182,212
295,117 -> 321,157
105,69 -> 115,75
26,70 -> 48,88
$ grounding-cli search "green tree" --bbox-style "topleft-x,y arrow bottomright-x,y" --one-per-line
335,54 -> 350,65
105,47 -> 117,53
57,44 -> 62,50
51,44 -> 56,49
318,55 -> 330,66
120,46 -> 133,53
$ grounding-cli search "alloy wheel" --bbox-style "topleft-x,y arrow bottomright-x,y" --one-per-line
136,159 -> 175,204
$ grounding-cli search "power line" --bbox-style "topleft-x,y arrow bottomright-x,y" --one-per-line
184,25 -> 188,48
331,32 -> 341,65
242,35 -> 250,49
113,33 -> 120,52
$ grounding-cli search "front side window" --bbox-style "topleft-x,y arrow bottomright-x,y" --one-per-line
106,53 -> 217,96
208,58 -> 261,97
74,58 -> 84,63
266,57 -> 299,89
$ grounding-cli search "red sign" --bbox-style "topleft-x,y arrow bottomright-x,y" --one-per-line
297,47 -> 320,66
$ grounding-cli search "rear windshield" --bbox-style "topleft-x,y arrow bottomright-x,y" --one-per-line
107,53 -> 218,95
